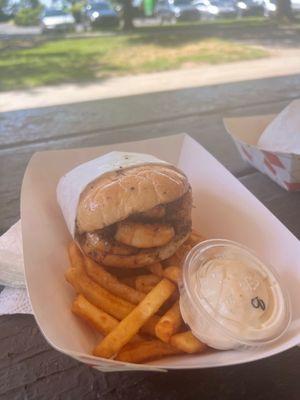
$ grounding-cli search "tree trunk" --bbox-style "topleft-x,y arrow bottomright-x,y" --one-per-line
277,0 -> 294,21
122,0 -> 134,30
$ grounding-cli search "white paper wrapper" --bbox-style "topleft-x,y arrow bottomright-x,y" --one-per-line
56,151 -> 170,237
258,100 -> 300,155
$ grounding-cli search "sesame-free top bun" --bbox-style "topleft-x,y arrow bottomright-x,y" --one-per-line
76,164 -> 189,233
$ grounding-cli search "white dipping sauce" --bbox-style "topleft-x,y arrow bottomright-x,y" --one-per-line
179,240 -> 290,350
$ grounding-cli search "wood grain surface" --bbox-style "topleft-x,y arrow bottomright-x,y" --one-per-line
0,73 -> 300,399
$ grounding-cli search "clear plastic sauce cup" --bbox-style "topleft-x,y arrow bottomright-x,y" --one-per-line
179,239 -> 291,350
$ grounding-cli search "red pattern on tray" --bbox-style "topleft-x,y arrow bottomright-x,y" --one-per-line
284,182 -> 300,191
264,158 -> 277,175
263,151 -> 285,169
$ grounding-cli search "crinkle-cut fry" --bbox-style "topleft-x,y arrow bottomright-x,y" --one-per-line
170,331 -> 206,354
116,339 -> 181,363
147,262 -> 164,277
72,295 -> 143,343
163,266 -> 182,284
68,241 -> 85,273
93,279 -> 176,359
72,294 -> 119,336
155,300 -> 183,343
135,274 -> 161,294
65,267 -> 135,320
84,256 -> 145,304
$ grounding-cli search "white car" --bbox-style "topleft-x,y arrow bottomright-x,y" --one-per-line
41,9 -> 76,33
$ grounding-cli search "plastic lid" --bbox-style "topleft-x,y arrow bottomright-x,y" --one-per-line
180,239 -> 291,348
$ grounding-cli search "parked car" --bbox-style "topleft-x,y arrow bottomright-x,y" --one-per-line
236,0 -> 265,16
83,1 -> 119,29
192,0 -> 219,18
154,0 -> 200,23
193,0 -> 237,19
211,0 -> 238,17
40,8 -> 76,33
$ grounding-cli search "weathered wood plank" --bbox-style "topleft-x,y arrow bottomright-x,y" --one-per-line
240,172 -> 300,239
0,316 -> 299,400
1,74 -> 299,148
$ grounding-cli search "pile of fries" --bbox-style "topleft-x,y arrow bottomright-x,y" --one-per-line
65,230 -> 207,364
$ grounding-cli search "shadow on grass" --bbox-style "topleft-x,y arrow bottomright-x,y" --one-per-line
0,50 -> 116,91
128,18 -> 300,47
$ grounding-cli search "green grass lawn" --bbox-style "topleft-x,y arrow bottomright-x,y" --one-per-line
0,20 -> 270,91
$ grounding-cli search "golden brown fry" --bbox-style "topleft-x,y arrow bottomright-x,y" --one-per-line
135,274 -> 161,294
93,279 -> 176,359
65,267 -> 135,320
66,267 -> 160,337
140,315 -> 161,337
163,266 -> 182,284
72,294 -> 118,336
116,340 -> 181,363
68,241 -> 85,273
72,295 -> 144,343
170,331 -> 206,354
147,262 -> 164,277
119,276 -> 137,288
155,300 -> 183,343
157,290 -> 179,316
84,256 -> 145,304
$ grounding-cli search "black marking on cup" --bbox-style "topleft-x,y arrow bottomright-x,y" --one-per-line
251,296 -> 266,311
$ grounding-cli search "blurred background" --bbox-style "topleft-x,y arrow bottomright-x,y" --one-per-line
0,0 -> 299,97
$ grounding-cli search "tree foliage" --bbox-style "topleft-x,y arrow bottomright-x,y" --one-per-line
0,0 -> 10,20
14,0 -> 43,26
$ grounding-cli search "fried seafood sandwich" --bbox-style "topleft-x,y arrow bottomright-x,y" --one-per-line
75,164 -> 192,268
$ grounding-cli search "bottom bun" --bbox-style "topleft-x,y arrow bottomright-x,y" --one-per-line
81,228 -> 191,268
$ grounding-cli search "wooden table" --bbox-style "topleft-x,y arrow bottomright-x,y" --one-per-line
1,74 -> 300,399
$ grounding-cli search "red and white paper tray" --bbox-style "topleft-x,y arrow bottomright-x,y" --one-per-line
224,114 -> 300,191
